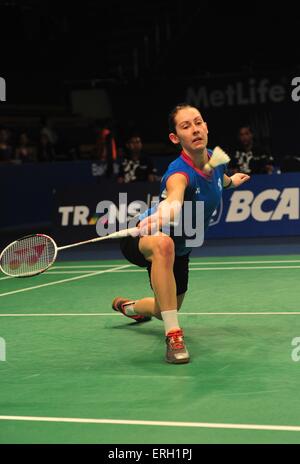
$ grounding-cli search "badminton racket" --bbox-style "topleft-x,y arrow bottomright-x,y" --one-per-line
0,226 -> 139,278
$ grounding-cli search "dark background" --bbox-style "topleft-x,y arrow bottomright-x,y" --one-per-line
1,1 -> 299,142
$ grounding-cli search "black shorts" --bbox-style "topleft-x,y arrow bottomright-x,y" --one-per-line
120,235 -> 190,295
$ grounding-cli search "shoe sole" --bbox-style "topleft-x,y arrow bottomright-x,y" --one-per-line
166,357 -> 190,364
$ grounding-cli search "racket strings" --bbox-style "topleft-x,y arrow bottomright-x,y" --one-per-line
0,235 -> 56,277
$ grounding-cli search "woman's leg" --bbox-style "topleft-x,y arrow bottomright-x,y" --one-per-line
134,293 -> 186,320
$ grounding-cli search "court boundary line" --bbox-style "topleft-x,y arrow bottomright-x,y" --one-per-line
1,263 -> 300,298
51,264 -> 126,268
84,266 -> 300,272
189,260 -> 300,265
51,259 -> 300,268
2,264 -> 300,282
43,265 -> 300,275
0,312 -> 300,317
0,264 -> 131,298
0,415 -> 299,432
44,271 -> 105,274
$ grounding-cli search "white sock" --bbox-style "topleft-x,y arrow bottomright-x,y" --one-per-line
122,301 -> 138,316
161,310 -> 180,335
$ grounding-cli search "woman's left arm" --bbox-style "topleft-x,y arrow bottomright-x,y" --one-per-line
223,173 -> 250,189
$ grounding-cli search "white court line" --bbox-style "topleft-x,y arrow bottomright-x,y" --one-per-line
2,264 -> 300,279
91,265 -> 300,272
0,313 -> 121,317
47,271 -> 102,274
51,260 -> 300,268
180,265 -> 300,271
0,415 -> 299,432
51,264 -> 126,269
22,265 -> 300,276
0,264 -> 131,298
1,265 -> 299,298
189,260 -> 300,265
184,312 -> 300,315
0,312 -> 299,317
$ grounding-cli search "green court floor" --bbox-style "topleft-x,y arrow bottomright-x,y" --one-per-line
0,255 -> 300,444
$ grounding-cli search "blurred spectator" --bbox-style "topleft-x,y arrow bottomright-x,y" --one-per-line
92,149 -> 120,180
37,133 -> 56,162
40,116 -> 58,146
118,133 -> 157,183
280,155 -> 300,173
94,119 -> 119,162
230,125 -> 277,175
15,131 -> 36,163
0,127 -> 13,163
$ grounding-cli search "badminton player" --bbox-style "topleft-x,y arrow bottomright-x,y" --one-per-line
112,103 -> 250,364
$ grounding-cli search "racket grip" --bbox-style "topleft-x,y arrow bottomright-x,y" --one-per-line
107,227 -> 140,239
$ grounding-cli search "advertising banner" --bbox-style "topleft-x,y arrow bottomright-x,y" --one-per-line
53,173 -> 300,243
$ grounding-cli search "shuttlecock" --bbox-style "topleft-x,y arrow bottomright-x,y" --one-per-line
203,146 -> 231,175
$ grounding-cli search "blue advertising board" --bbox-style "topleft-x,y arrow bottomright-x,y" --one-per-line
52,173 -> 300,242
206,172 -> 300,238
1,160 -> 299,240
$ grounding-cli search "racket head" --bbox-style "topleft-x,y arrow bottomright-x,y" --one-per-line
0,234 -> 58,277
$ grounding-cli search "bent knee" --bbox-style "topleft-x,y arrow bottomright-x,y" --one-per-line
139,234 -> 175,262
152,235 -> 175,259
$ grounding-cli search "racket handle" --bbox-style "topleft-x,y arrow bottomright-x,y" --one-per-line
57,226 -> 140,251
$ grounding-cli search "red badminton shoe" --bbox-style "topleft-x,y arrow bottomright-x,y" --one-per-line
112,297 -> 152,323
165,328 -> 190,364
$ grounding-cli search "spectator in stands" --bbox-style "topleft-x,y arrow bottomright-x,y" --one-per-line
89,118 -> 121,177
0,127 -> 13,163
37,133 -> 56,162
40,116 -> 58,146
230,125 -> 276,175
280,155 -> 300,173
92,149 -> 120,179
15,131 -> 36,163
94,119 -> 118,162
117,133 -> 157,183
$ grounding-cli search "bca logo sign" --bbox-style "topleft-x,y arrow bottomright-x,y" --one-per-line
226,188 -> 299,222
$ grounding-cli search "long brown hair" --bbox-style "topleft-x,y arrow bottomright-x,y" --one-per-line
168,103 -> 195,133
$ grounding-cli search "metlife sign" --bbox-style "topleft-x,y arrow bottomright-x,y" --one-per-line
186,78 -> 287,109
185,76 -> 300,109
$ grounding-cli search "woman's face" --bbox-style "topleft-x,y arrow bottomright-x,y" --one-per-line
170,107 -> 208,153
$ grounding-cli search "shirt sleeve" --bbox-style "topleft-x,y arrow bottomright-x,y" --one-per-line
163,169 -> 190,186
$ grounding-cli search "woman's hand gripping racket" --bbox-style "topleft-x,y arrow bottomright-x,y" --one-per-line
0,227 -> 139,278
